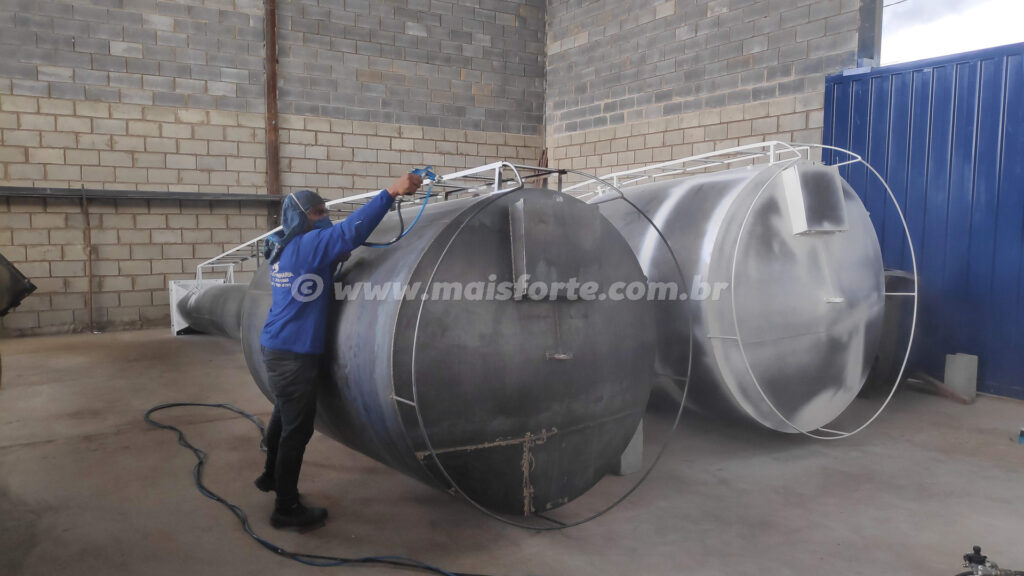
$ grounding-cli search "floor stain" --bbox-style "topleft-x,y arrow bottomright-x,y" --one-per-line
0,486 -> 40,575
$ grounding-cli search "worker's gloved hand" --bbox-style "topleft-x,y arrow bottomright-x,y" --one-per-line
387,173 -> 423,197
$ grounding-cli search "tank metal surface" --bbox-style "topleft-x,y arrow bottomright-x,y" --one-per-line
183,187 -> 657,515
591,160 -> 885,433
175,283 -> 247,340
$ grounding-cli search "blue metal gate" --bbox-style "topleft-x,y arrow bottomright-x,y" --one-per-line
823,43 -> 1024,399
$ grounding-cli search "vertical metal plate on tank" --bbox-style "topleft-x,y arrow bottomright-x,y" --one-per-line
509,196 -> 584,301
783,165 -> 849,235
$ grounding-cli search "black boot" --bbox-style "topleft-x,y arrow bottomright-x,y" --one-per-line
254,472 -> 276,492
270,500 -> 328,529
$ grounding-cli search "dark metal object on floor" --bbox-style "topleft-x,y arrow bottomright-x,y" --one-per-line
0,253 -> 37,388
0,252 -> 36,317
958,545 -> 1024,576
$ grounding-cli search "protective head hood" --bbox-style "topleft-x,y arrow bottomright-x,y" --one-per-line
262,189 -> 327,264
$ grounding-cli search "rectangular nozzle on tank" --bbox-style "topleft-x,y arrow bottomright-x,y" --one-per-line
782,164 -> 849,235
509,196 -> 585,300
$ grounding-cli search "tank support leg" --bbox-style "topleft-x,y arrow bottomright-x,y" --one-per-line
614,420 -> 644,476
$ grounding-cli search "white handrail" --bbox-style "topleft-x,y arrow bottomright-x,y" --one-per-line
194,162 -> 526,281
194,143 -> 863,281
563,140 -> 821,195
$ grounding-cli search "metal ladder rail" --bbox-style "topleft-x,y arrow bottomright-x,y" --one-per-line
561,140 -> 814,197
194,162 -> 563,282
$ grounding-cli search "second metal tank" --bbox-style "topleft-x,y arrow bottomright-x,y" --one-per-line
590,160 -> 885,433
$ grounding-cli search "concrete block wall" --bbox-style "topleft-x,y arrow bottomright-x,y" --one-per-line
0,0 -> 267,112
544,0 -> 866,175
0,0 -> 546,336
275,0 -> 546,135
0,0 -> 870,336
0,0 -> 547,193
0,195 -> 270,335
0,97 -> 269,194
0,97 -> 541,336
278,114 -> 542,193
0,101 -> 544,336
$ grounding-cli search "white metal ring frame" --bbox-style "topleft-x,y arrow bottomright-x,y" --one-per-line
404,168 -> 693,529
561,140 -> 917,440
726,142 -> 918,439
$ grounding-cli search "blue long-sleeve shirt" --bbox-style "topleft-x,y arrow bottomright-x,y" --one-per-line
260,189 -> 395,354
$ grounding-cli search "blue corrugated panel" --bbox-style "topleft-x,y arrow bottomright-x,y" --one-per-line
824,43 -> 1024,399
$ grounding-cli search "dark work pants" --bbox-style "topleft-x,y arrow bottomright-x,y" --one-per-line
261,346 -> 321,508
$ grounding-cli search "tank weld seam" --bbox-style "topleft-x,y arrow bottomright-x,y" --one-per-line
521,436 -> 536,516
654,371 -> 689,382
729,329 -> 829,345
411,407 -> 644,460
413,427 -> 558,458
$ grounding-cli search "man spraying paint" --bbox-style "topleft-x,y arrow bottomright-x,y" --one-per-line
256,173 -> 422,529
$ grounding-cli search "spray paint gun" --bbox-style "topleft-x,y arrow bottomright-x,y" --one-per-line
363,166 -> 438,248
410,166 -> 438,182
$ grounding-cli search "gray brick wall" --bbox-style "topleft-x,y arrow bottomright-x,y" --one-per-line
275,0 -> 545,135
0,0 -> 546,134
0,0 -> 267,113
545,0 -> 863,135
0,195 -> 269,336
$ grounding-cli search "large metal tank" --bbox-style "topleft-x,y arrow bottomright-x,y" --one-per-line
590,160 -> 885,433
184,187 -> 656,515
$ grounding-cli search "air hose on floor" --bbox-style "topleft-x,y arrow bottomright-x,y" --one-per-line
148,170 -> 499,574
144,402 -> 497,576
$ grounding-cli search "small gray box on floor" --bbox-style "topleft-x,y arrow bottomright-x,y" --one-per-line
945,353 -> 979,403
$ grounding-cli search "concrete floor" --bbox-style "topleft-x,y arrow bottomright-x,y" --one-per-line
1,328 -> 1022,576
